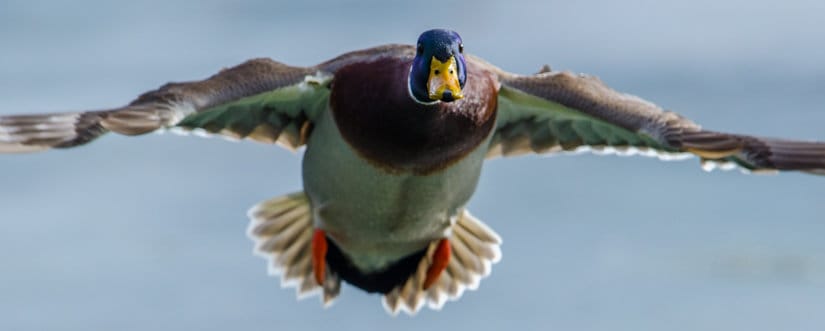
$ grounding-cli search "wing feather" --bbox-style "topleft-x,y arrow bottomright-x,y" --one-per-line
0,45 -> 413,153
478,59 -> 825,174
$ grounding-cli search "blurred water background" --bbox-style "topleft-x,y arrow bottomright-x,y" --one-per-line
1,0 -> 825,330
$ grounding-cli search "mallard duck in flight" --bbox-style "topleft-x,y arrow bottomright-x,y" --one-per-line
2,29 -> 824,315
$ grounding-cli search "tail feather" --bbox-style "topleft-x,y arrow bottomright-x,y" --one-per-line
425,272 -> 449,309
247,191 -> 340,306
248,195 -> 502,314
382,210 -> 502,315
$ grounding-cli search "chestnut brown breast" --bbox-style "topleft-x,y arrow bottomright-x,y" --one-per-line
330,57 -> 498,175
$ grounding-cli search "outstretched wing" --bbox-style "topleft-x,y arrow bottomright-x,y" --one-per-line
475,57 -> 825,175
0,44 -> 412,153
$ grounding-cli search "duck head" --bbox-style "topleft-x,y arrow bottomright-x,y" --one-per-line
409,29 -> 467,103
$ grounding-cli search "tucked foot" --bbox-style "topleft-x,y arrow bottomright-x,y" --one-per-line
312,229 -> 328,285
423,238 -> 451,290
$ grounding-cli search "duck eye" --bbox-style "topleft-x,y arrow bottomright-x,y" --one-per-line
417,44 -> 423,55
458,43 -> 464,53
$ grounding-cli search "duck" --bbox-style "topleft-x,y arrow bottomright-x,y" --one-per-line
2,28 -> 824,315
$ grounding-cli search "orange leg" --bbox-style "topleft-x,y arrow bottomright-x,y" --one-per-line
311,229 -> 328,285
423,239 -> 451,290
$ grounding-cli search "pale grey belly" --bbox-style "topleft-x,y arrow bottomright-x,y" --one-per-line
301,109 -> 489,272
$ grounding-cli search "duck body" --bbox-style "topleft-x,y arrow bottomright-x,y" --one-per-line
303,52 -> 498,285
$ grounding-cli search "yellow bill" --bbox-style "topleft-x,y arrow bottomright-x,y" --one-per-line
427,56 -> 463,101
